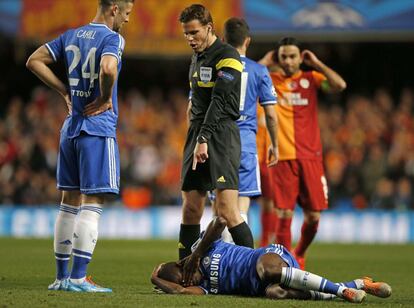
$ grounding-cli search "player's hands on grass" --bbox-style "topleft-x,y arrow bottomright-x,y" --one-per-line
192,142 -> 208,170
268,145 -> 279,167
83,97 -> 113,117
302,50 -> 321,68
178,253 -> 201,286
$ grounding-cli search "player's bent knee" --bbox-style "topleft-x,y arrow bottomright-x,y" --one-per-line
276,208 -> 293,219
61,190 -> 81,206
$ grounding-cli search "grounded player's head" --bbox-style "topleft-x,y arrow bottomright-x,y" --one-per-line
99,0 -> 134,32
224,18 -> 250,49
179,4 -> 215,53
158,262 -> 203,285
275,37 -> 303,76
158,262 -> 183,284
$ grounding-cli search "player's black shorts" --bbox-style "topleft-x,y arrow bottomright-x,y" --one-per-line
181,119 -> 240,191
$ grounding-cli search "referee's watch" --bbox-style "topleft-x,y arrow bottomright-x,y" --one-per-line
197,135 -> 208,144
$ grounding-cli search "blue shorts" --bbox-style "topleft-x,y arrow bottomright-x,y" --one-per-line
239,151 -> 261,197
57,132 -> 120,195
263,244 -> 300,269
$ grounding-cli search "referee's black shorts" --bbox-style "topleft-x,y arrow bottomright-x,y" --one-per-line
181,119 -> 240,191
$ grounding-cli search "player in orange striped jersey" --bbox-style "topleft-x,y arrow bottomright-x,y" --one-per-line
259,37 -> 346,269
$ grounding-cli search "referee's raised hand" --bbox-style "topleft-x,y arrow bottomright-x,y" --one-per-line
192,142 -> 208,170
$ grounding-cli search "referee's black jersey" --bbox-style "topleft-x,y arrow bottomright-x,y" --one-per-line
189,38 -> 242,140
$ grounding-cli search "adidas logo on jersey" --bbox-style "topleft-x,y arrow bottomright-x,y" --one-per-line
217,176 -> 226,183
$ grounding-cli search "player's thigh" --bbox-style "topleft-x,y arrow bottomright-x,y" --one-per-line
57,134 -> 80,190
297,160 -> 328,211
239,152 -> 261,197
209,120 -> 240,190
181,123 -> 213,191
256,253 -> 285,283
270,160 -> 300,210
76,134 -> 120,195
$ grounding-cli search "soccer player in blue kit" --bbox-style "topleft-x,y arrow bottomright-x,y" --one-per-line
211,17 -> 279,242
151,217 -> 392,303
26,0 -> 134,292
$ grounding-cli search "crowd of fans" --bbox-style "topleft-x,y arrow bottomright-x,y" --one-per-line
0,86 -> 413,210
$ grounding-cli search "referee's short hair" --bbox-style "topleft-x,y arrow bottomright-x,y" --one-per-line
179,4 -> 213,26
224,17 -> 250,48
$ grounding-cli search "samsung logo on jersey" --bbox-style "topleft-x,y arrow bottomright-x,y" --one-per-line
77,30 -> 97,40
209,253 -> 221,294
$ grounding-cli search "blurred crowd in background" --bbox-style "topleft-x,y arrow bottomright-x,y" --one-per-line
0,85 -> 413,210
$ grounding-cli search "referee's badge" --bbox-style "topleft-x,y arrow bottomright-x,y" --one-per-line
200,67 -> 212,83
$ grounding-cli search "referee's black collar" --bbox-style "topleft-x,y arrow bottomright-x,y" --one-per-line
197,37 -> 222,58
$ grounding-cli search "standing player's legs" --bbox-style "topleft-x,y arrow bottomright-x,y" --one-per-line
259,161 -> 276,247
49,133 -> 81,290
179,122 -> 209,259
256,253 -> 365,303
49,191 -> 81,290
271,160 -> 299,251
212,121 -> 253,248
65,134 -> 119,292
179,190 -> 206,259
293,160 -> 328,269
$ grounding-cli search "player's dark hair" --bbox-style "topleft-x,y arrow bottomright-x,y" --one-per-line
157,262 -> 183,284
179,4 -> 213,26
276,37 -> 302,52
224,17 -> 250,48
273,37 -> 302,62
99,0 -> 134,8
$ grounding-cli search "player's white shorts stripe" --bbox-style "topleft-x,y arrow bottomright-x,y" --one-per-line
255,154 -> 261,191
107,138 -> 113,189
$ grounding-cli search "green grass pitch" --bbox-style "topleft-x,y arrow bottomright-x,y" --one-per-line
0,238 -> 413,307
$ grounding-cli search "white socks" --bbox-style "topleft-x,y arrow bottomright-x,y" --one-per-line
72,204 -> 102,257
54,203 -> 79,256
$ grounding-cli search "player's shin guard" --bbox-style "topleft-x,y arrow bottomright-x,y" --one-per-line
229,221 -> 254,248
70,204 -> 102,280
54,203 -> 79,280
281,267 -> 345,297
178,224 -> 200,260
275,217 -> 292,251
294,221 -> 319,257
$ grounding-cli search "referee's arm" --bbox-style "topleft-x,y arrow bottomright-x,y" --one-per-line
199,55 -> 242,140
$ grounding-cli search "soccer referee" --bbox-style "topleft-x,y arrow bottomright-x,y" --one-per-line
177,4 -> 254,259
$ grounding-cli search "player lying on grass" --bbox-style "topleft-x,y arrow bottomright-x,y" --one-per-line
151,217 -> 391,303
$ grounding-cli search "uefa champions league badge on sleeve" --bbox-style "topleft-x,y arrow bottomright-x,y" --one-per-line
200,67 -> 212,84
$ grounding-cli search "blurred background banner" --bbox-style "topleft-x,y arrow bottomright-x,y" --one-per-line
1,205 -> 412,243
16,0 -> 242,56
245,0 -> 414,38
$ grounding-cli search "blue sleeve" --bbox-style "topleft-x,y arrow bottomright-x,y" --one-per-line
45,33 -> 65,62
102,33 -> 125,63
258,65 -> 277,106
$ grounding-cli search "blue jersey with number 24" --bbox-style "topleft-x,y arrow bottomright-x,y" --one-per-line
46,22 -> 125,138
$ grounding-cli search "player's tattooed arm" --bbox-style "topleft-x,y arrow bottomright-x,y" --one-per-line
180,217 -> 227,286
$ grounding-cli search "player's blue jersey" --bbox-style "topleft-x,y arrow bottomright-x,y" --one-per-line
237,56 -> 277,153
198,240 -> 299,296
46,22 -> 125,138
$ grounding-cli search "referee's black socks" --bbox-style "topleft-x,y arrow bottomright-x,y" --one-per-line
178,224 -> 200,260
229,221 -> 254,248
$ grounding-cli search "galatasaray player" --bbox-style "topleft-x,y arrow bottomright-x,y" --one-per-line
259,37 -> 347,269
